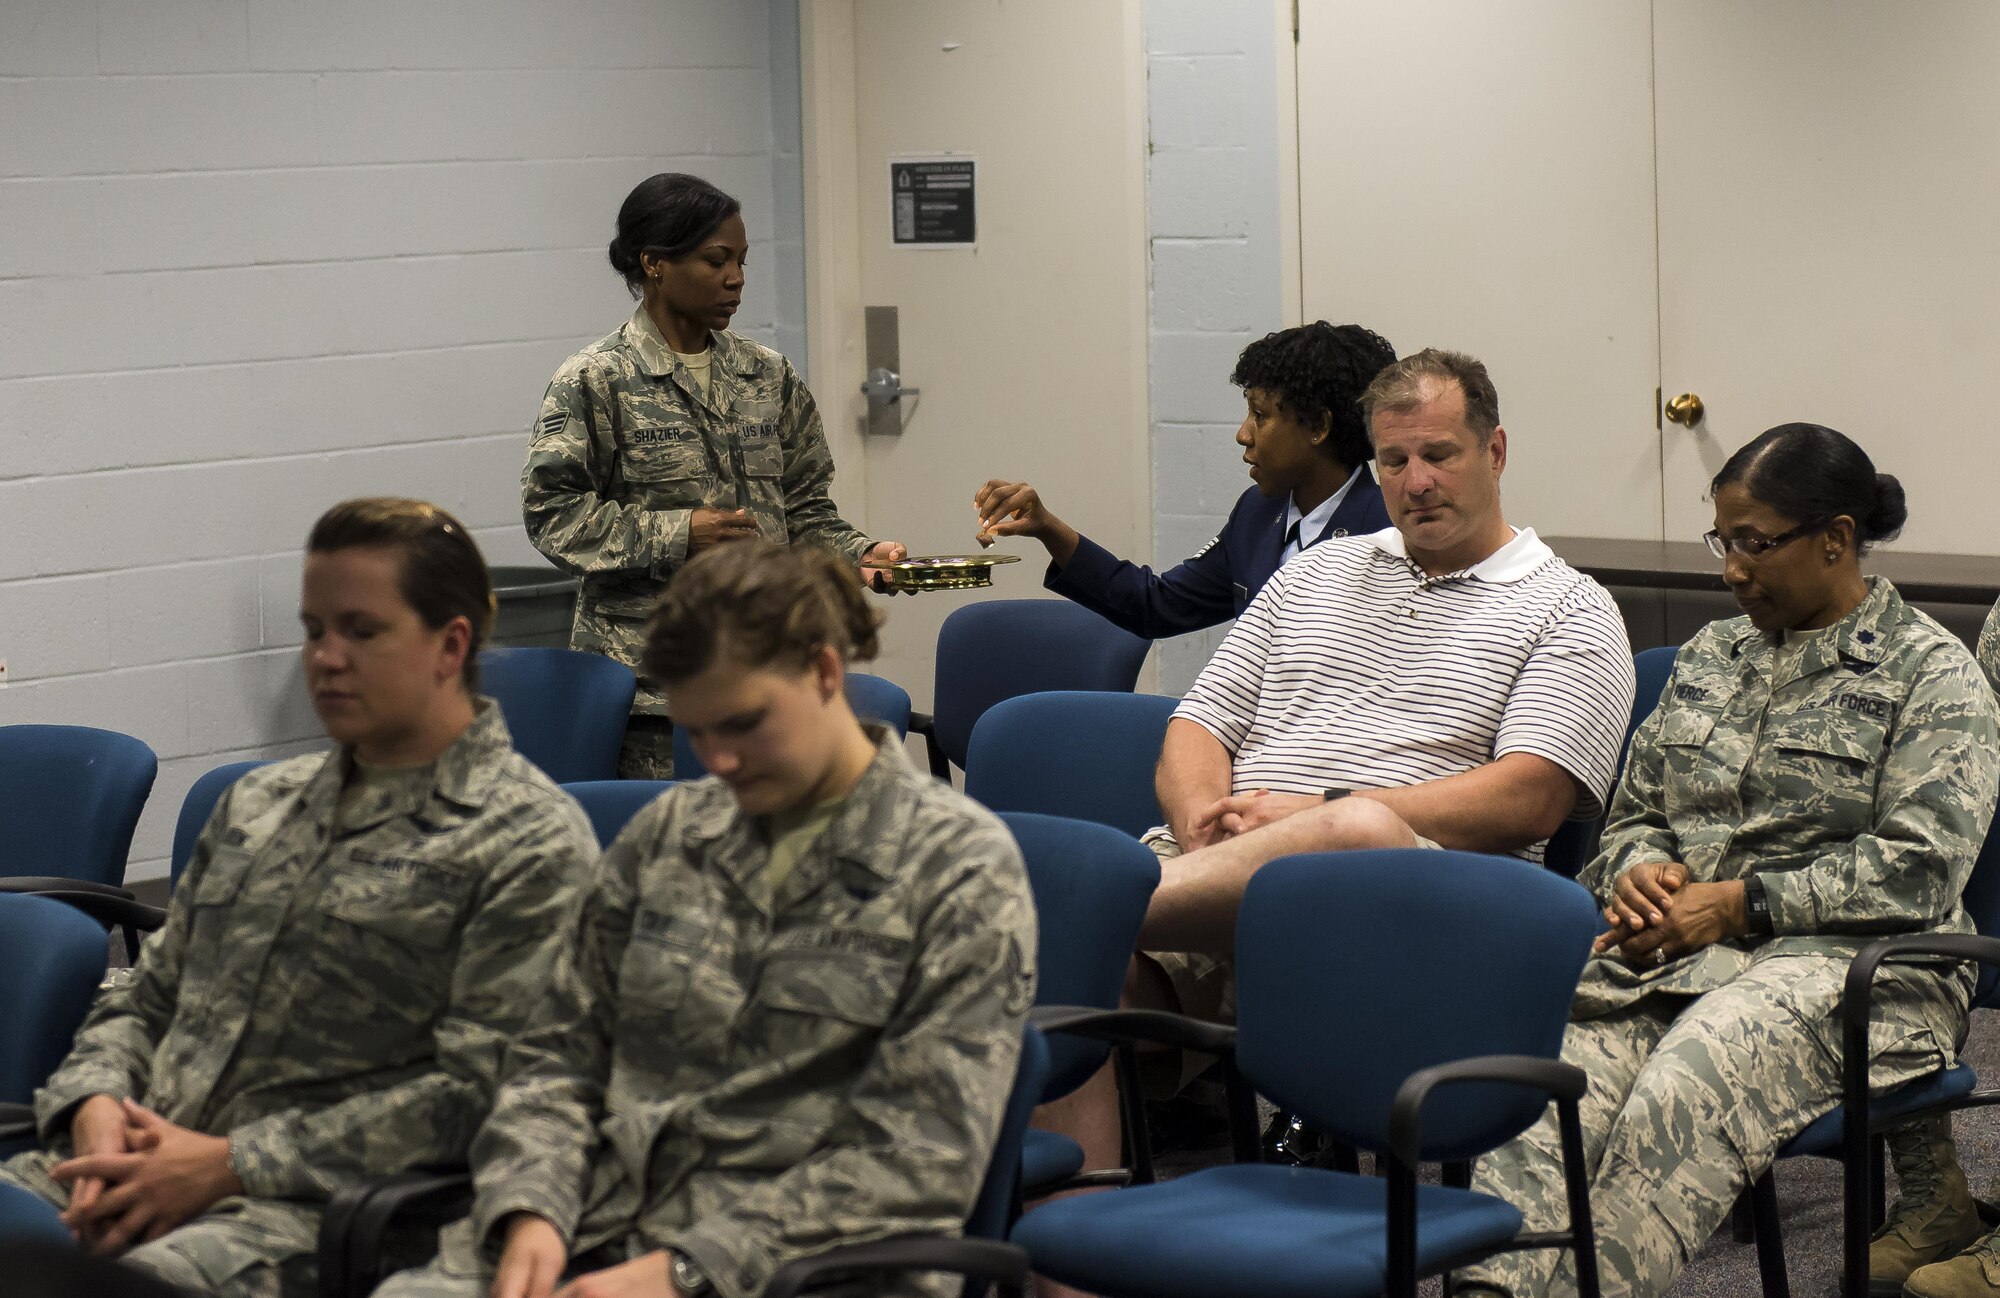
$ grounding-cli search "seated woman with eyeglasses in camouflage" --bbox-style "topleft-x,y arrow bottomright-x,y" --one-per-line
1458,425 -> 2000,1298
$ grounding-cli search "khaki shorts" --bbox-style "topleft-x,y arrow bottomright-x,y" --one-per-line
1138,823 -> 1441,1097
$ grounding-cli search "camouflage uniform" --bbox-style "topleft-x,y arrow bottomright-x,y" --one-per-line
1463,579 -> 1999,1298
523,309 -> 875,776
1876,596 -> 2000,1295
375,731 -> 1037,1298
0,705 -> 594,1298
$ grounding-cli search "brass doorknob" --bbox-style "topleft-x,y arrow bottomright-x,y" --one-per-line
1664,393 -> 1705,427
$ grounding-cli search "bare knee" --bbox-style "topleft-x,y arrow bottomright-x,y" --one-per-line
1298,796 -> 1417,851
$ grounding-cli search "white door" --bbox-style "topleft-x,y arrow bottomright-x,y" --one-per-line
1654,1 -> 2000,553
801,0 -> 1152,711
1296,0 -> 1664,541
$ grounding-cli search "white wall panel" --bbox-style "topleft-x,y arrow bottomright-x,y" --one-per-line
2,0 -> 807,881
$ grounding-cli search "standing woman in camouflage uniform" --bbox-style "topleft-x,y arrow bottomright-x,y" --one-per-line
0,498 -> 596,1297
524,173 -> 905,779
377,539 -> 1036,1298
1459,426 -> 2000,1298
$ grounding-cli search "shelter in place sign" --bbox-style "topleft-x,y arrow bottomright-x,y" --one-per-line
890,157 -> 976,248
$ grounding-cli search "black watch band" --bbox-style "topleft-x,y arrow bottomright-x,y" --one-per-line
1744,875 -> 1774,937
1323,787 -> 1351,802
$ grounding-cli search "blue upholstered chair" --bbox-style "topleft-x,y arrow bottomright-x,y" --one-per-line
1744,816 -> 2000,1298
0,725 -> 157,888
171,760 -> 271,889
0,1185 -> 71,1247
674,671 -> 912,780
478,647 -> 636,784
1541,644 -> 1681,879
915,600 -> 1150,777
1014,849 -> 1604,1298
966,693 -> 1180,840
0,893 -> 112,1158
561,780 -> 676,850
996,813 -> 1160,1193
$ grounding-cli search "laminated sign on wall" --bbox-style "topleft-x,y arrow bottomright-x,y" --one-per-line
890,156 -> 976,248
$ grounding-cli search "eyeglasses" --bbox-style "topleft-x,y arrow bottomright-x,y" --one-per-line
1702,519 -> 1827,560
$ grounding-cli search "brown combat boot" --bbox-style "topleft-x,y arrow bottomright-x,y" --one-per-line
1875,1118 -> 1985,1295
1903,1230 -> 2000,1298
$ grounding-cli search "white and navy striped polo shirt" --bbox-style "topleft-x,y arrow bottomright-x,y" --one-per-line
1174,525 -> 1635,860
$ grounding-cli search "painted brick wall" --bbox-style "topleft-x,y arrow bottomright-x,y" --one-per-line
1143,0 -> 1287,694
0,0 -> 807,880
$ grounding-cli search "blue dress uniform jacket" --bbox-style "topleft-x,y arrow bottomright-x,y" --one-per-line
1043,466 -> 1389,638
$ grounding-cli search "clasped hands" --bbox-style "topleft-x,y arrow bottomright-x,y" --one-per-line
51,1094 -> 242,1255
1178,789 -> 1323,850
1594,860 -> 1749,966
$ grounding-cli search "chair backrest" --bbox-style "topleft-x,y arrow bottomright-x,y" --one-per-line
1957,819 -> 2000,1006
0,893 -> 111,1104
0,725 -> 158,888
674,672 -> 913,779
997,812 -> 1161,1098
966,692 -> 1179,839
966,1025 -> 1053,1248
1628,645 -> 1680,765
1234,849 -> 1600,1162
932,600 -> 1150,771
171,761 -> 270,889
478,647 -> 637,784
1542,644 -> 1682,880
561,780 -> 676,850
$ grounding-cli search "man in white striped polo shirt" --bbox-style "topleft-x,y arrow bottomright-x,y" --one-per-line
1033,350 -> 1634,1196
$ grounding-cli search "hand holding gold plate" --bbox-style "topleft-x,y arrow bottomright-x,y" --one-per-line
876,553 -> 1022,592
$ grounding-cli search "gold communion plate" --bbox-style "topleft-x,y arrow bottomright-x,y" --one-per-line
879,553 -> 1022,591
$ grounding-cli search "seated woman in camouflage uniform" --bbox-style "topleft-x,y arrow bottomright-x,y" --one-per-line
523,172 -> 907,780
0,498 -> 596,1297
1459,426 -> 2000,1298
376,539 -> 1037,1298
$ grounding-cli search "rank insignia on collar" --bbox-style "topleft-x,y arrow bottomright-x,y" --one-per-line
1856,630 -> 1876,644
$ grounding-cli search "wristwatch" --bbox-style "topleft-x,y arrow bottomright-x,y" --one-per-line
669,1250 -> 715,1298
1322,787 -> 1351,802
1743,875 -> 1774,938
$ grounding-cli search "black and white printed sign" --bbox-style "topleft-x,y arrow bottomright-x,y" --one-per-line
889,157 -> 976,248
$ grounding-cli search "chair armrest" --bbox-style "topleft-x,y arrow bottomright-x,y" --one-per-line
1830,933 -> 2000,1294
0,878 -> 168,933
1028,1004 -> 1237,1057
1387,1054 -> 1586,1171
907,711 -> 952,779
317,1169 -> 473,1298
0,1101 -> 36,1144
763,1235 -> 1031,1298
1841,933 -> 2000,1118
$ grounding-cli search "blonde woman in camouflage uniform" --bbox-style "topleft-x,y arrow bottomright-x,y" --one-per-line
376,539 -> 1036,1298
524,173 -> 906,780
1459,426 -> 2000,1298
0,499 -> 596,1297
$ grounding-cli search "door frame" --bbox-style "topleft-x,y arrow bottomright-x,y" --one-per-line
799,0 -> 872,534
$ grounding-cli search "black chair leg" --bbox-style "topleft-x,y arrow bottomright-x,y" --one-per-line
1748,1171 -> 1791,1298
1732,1190 -> 1755,1244
1872,1135 -> 1889,1231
